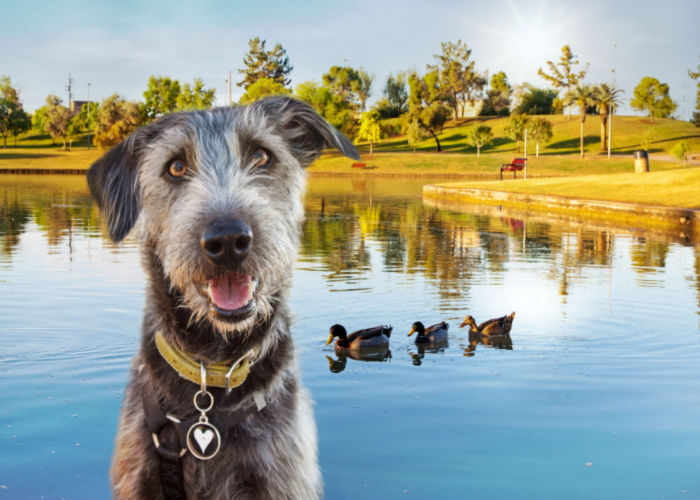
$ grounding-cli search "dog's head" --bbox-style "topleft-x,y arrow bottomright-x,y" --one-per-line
88,96 -> 359,335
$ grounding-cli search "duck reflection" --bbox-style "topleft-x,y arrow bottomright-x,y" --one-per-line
325,348 -> 392,373
462,332 -> 513,357
408,339 -> 449,366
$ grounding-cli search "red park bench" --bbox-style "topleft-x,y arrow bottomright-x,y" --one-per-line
499,157 -> 526,180
351,162 -> 367,169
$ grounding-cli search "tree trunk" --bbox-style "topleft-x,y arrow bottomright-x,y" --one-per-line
429,129 -> 442,152
477,145 -> 480,158
579,119 -> 584,159
536,143 -> 539,158
600,114 -> 607,152
369,141 -> 373,158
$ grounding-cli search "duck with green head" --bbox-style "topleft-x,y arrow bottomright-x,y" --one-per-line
326,324 -> 392,350
407,321 -> 449,344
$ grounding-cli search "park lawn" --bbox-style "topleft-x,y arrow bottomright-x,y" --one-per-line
310,151 -> 682,177
438,167 -> 700,209
369,115 -> 700,157
0,146 -> 100,170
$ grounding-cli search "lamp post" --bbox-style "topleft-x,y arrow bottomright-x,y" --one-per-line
87,83 -> 91,150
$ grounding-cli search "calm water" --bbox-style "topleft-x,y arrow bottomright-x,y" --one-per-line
1,174 -> 700,499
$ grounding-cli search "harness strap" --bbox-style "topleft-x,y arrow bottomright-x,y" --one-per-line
141,388 -> 262,499
142,391 -> 188,500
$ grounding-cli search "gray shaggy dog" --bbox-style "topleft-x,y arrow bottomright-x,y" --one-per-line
87,97 -> 359,499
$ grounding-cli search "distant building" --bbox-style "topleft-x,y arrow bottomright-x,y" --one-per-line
71,100 -> 88,116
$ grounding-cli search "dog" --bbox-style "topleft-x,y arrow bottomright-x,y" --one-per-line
87,96 -> 359,499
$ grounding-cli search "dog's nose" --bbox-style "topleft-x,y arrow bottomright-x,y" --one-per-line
201,219 -> 253,267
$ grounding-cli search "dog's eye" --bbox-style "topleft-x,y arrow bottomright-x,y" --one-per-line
251,148 -> 270,168
168,160 -> 187,178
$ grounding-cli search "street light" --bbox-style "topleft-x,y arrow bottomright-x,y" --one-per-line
87,82 -> 91,150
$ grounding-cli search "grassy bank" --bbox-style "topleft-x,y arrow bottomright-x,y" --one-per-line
370,115 -> 700,157
437,167 -> 700,209
309,151 -> 681,177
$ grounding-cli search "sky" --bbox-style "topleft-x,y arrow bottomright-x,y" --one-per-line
2,0 -> 699,117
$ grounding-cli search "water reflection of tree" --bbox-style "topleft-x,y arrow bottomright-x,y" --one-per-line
0,190 -> 31,257
630,238 -> 669,272
0,179 -> 101,261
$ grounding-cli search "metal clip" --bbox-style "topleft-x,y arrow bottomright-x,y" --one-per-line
225,349 -> 255,393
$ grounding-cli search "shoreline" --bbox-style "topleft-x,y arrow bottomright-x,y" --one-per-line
423,184 -> 700,242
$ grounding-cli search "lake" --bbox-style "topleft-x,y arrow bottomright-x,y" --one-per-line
1,174 -> 699,499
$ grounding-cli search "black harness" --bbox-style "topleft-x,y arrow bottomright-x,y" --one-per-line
141,390 -> 258,499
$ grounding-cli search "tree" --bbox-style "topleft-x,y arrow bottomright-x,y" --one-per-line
504,113 -> 529,153
31,106 -> 48,134
383,72 -> 408,117
356,69 -> 374,112
480,71 -> 511,116
405,71 -> 450,151
514,87 -> 559,115
142,76 -> 181,121
0,75 -> 21,106
564,84 -> 596,158
295,80 -> 333,115
630,77 -> 676,121
0,99 -> 16,148
527,118 -> 553,158
44,95 -> 72,149
8,108 -> 31,146
538,45 -> 588,119
176,78 -> 216,110
94,94 -> 141,149
430,40 -> 486,120
237,37 -> 293,90
405,119 -> 428,152
466,125 -> 493,158
670,141 -> 690,167
321,66 -> 366,137
239,77 -> 290,104
355,111 -> 383,157
690,63 -> 700,126
592,83 -> 624,152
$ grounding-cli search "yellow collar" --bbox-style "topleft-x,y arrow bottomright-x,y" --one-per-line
154,330 -> 258,392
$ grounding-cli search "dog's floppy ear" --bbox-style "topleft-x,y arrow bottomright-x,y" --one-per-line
87,126 -> 154,242
255,96 -> 361,166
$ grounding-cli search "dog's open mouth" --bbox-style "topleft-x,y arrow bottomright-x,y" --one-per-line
205,272 -> 257,322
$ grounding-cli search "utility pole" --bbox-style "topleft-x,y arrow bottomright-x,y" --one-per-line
608,44 -> 617,159
66,73 -> 75,110
224,70 -> 233,106
87,82 -> 91,150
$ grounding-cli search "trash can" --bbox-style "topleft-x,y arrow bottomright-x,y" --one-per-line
634,150 -> 649,173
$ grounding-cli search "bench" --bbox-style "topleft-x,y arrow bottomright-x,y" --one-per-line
351,162 -> 367,169
499,158 -> 526,180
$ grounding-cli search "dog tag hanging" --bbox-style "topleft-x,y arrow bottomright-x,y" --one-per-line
186,364 -> 222,460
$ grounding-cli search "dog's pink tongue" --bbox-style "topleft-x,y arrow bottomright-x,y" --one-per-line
209,274 -> 252,311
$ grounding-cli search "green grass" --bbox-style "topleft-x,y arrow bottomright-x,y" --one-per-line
310,151 -> 682,177
367,114 -> 700,157
439,167 -> 700,209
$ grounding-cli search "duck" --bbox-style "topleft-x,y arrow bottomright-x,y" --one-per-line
326,324 -> 392,350
408,321 -> 449,344
459,312 -> 515,336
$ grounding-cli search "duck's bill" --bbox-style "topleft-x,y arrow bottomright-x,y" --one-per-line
407,327 -> 415,337
325,333 -> 335,345
458,322 -> 466,328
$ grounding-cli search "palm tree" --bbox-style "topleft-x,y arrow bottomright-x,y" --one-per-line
593,84 -> 624,153
564,84 -> 596,158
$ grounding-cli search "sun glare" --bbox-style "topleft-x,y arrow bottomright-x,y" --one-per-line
472,1 -> 573,82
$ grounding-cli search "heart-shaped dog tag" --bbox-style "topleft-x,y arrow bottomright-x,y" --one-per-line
186,421 -> 221,460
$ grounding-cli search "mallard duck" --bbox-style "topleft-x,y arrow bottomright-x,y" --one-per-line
459,312 -> 515,336
326,324 -> 392,350
408,321 -> 449,344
